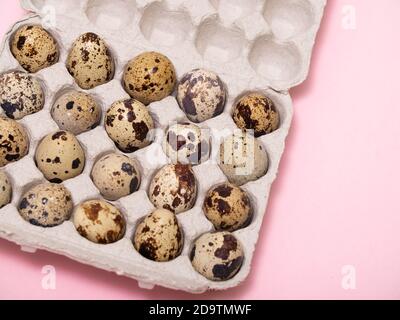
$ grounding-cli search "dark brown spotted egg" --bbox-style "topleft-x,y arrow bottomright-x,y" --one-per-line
18,183 -> 73,227
0,71 -> 44,120
190,231 -> 244,281
233,93 -> 280,137
177,69 -> 227,123
0,171 -> 12,208
0,117 -> 29,167
67,32 -> 114,90
204,183 -> 253,232
149,164 -> 197,214
51,91 -> 101,135
134,209 -> 183,262
73,200 -> 126,244
35,131 -> 85,183
105,99 -> 154,153
123,51 -> 176,105
11,25 -> 59,73
91,153 -> 141,201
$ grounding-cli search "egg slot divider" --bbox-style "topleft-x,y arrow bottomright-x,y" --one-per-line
0,0 -> 326,293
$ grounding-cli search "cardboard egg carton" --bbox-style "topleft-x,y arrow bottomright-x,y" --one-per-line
0,0 -> 326,293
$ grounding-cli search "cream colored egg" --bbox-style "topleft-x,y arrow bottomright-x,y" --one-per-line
0,117 -> 29,167
0,171 -> 12,208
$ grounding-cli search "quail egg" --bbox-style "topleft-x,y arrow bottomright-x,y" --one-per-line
73,199 -> 126,244
123,51 -> 176,105
163,123 -> 211,166
204,183 -> 253,232
177,69 -> 227,123
0,117 -> 29,167
91,153 -> 141,201
190,231 -> 244,281
35,131 -> 85,183
11,25 -> 59,73
51,90 -> 101,135
134,209 -> 183,262
233,93 -> 280,137
18,183 -> 73,227
0,71 -> 44,120
0,171 -> 12,208
219,131 -> 269,186
149,164 -> 197,214
67,32 -> 114,89
105,99 -> 154,153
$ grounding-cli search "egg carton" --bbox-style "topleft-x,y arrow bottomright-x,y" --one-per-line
0,0 -> 326,293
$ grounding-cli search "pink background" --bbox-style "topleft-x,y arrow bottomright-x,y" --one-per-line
0,0 -> 399,300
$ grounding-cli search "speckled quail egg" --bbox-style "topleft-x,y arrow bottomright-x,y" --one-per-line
67,32 -> 114,90
163,123 -> 211,166
177,69 -> 227,123
219,131 -> 269,186
134,209 -> 183,262
0,117 -> 29,167
149,164 -> 197,214
0,171 -> 12,208
233,93 -> 280,137
204,183 -> 253,232
51,91 -> 101,135
105,99 -> 154,153
35,131 -> 85,183
18,183 -> 73,227
73,199 -> 126,244
0,71 -> 44,120
91,153 -> 141,201
190,231 -> 244,281
11,25 -> 59,73
123,51 -> 176,105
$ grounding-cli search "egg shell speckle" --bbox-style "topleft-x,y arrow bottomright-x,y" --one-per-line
105,98 -> 154,153
219,131 -> 269,186
73,199 -> 126,244
10,25 -> 59,73
91,153 -> 141,201
203,182 -> 253,232
18,183 -> 73,227
0,71 -> 45,120
0,116 -> 29,167
67,32 -> 114,90
190,231 -> 244,281
35,131 -> 85,183
123,51 -> 176,105
134,208 -> 183,262
51,90 -> 101,135
0,171 -> 12,208
177,69 -> 227,123
149,164 -> 197,214
233,93 -> 280,137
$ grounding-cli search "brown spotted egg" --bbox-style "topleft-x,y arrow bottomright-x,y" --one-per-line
0,171 -> 12,208
35,131 -> 85,183
163,123 -> 211,166
51,91 -> 101,135
190,231 -> 244,281
73,200 -> 126,244
91,153 -> 141,201
11,25 -> 59,73
105,99 -> 154,153
233,93 -> 280,137
134,209 -> 183,262
203,183 -> 253,232
67,32 -> 114,90
18,183 -> 73,227
0,117 -> 29,167
177,69 -> 227,123
0,71 -> 44,120
123,51 -> 176,105
149,164 -> 197,214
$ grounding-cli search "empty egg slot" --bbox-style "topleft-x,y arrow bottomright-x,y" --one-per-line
209,0 -> 261,24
